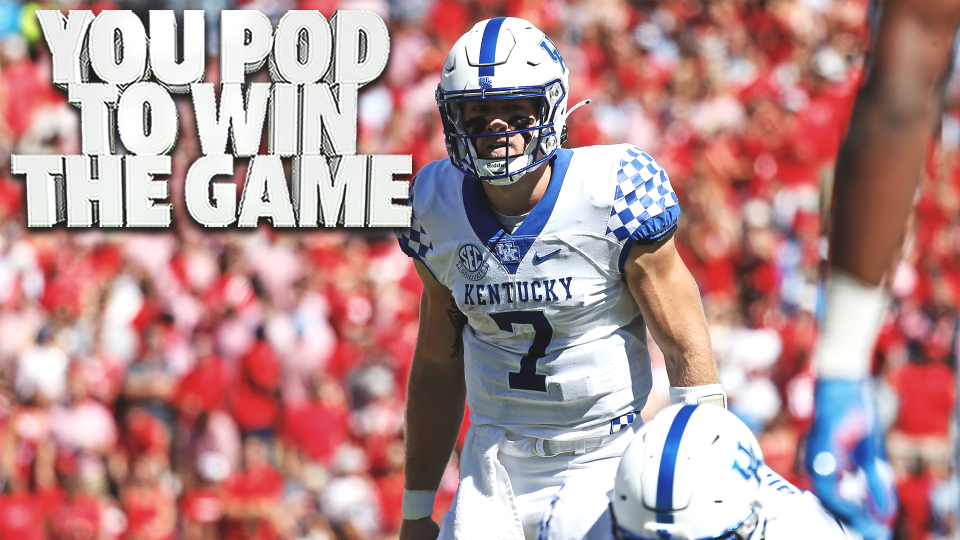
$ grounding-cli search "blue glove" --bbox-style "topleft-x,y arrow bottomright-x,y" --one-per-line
805,379 -> 897,540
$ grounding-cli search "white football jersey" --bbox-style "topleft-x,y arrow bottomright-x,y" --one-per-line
397,144 -> 681,440
537,466 -> 859,540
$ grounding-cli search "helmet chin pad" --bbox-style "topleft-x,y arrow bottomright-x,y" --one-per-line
475,154 -> 534,185
469,130 -> 541,186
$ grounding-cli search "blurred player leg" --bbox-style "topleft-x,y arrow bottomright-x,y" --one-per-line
809,2 -> 960,539
831,0 -> 960,289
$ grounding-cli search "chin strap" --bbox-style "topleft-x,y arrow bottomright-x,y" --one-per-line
476,153 -> 534,186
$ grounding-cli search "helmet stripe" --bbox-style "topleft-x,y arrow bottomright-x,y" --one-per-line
478,17 -> 506,77
655,404 -> 699,524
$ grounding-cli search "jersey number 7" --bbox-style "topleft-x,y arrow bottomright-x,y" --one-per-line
489,310 -> 552,392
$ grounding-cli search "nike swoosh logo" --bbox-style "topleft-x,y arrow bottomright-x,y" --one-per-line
533,248 -> 561,264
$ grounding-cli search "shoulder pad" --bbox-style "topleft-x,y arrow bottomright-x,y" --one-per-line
604,146 -> 680,244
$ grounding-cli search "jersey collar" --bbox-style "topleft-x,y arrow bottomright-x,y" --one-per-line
461,148 -> 573,274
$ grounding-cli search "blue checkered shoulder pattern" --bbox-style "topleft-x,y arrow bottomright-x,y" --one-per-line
605,147 -> 680,244
395,181 -> 433,262
397,217 -> 432,260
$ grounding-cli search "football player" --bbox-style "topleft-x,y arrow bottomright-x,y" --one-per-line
807,2 -> 960,539
396,17 -> 724,540
538,404 -> 857,540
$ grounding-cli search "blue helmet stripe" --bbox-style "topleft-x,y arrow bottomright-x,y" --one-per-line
478,17 -> 506,77
655,404 -> 699,524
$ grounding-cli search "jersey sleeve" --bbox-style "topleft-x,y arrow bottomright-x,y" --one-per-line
604,147 -> 681,271
394,174 -> 438,279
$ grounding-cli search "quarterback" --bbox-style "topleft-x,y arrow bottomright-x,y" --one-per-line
396,17 -> 723,540
538,404 -> 858,540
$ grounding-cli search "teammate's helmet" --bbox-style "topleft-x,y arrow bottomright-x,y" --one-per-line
610,404 -> 767,540
436,17 -> 569,186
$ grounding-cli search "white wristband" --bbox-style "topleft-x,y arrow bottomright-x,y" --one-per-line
814,269 -> 889,379
669,384 -> 727,409
402,489 -> 437,520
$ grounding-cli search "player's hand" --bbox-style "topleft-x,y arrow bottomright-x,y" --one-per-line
805,379 -> 897,540
400,517 -> 440,540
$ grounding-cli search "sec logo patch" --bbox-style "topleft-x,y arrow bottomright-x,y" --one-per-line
457,243 -> 489,281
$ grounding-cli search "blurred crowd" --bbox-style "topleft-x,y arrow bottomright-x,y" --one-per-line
0,0 -> 957,539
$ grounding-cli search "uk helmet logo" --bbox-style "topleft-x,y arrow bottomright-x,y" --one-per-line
494,240 -> 520,264
457,243 -> 489,281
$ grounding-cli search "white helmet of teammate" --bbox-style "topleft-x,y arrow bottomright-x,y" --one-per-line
610,404 -> 767,540
437,17 -> 579,185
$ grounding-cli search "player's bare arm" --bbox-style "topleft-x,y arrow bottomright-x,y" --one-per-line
401,260 -> 467,540
622,236 -> 719,387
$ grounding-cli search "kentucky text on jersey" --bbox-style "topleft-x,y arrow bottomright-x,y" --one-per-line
463,278 -> 573,306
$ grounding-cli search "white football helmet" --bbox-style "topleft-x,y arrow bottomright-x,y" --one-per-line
436,17 -> 577,185
610,404 -> 767,540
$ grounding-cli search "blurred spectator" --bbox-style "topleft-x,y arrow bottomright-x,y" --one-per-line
50,365 -> 117,455
897,457 -> 937,540
886,340 -> 956,476
375,439 -> 406,534
279,375 -> 349,466
49,453 -> 107,540
189,410 -> 243,473
172,327 -> 230,423
223,435 -> 284,540
930,468 -> 959,540
121,454 -> 176,540
122,407 -> 170,463
122,324 -> 177,426
231,328 -> 281,438
0,473 -> 46,540
180,452 -> 229,540
321,444 -> 381,538
0,489 -> 46,540
15,326 -> 68,406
